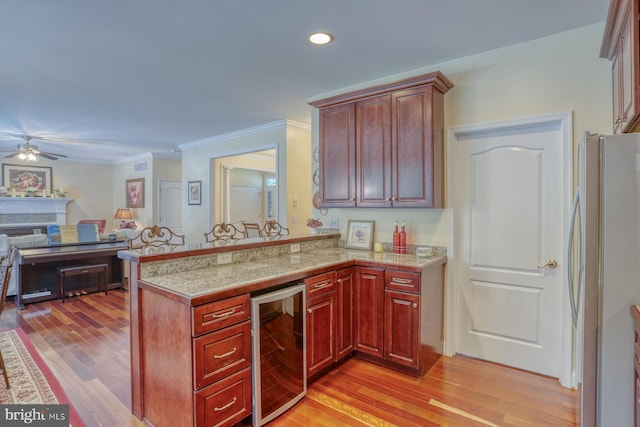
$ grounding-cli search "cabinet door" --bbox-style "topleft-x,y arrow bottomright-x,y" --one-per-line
356,94 -> 392,207
620,7 -> 639,133
354,267 -> 384,358
306,292 -> 336,377
336,268 -> 354,360
384,290 -> 420,368
319,103 -> 356,207
391,85 -> 443,207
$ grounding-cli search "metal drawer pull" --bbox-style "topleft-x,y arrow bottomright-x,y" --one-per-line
211,308 -> 236,319
312,281 -> 331,289
392,277 -> 412,284
214,397 -> 237,412
413,303 -> 418,308
213,347 -> 237,359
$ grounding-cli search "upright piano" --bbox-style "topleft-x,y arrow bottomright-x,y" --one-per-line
15,239 -> 129,308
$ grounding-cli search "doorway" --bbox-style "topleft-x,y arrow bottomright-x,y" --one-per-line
449,113 -> 572,382
158,180 -> 182,233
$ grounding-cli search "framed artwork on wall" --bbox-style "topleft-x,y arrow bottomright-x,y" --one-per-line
345,220 -> 374,250
126,178 -> 145,208
2,164 -> 52,196
188,180 -> 201,205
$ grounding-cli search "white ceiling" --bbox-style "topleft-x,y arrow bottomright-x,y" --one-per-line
0,0 -> 610,163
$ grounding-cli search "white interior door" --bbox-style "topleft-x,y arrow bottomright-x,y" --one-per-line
158,180 -> 182,233
229,186 -> 261,225
454,115 -> 569,377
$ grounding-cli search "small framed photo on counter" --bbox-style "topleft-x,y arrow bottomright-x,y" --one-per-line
346,220 -> 374,250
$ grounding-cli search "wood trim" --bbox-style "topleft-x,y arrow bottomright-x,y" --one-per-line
309,71 -> 454,108
601,0 -> 634,58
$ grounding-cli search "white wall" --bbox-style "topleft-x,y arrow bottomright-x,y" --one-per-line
309,23 -> 611,248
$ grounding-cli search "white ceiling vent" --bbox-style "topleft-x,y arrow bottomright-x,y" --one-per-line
134,162 -> 148,172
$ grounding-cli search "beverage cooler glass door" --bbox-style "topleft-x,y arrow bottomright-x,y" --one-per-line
251,284 -> 306,426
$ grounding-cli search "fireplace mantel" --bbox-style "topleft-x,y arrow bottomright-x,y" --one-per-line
0,197 -> 73,235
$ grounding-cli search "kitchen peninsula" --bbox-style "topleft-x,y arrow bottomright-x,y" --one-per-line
119,233 -> 446,427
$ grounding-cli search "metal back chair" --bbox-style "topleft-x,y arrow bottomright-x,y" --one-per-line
262,220 -> 289,237
204,223 -> 245,244
242,222 -> 263,239
0,247 -> 16,388
128,225 -> 186,250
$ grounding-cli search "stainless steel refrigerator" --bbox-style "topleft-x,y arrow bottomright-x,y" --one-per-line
569,132 -> 640,426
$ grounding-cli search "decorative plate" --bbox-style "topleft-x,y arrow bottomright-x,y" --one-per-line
312,168 -> 319,186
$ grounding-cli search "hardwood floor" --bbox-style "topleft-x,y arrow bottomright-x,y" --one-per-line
0,289 -> 577,426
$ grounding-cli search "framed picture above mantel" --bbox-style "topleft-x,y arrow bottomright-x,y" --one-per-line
1,164 -> 52,196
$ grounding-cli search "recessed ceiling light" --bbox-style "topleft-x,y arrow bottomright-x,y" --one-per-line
309,32 -> 333,45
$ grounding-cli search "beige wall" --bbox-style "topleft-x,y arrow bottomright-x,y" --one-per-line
0,159 -> 114,228
309,22 -> 611,248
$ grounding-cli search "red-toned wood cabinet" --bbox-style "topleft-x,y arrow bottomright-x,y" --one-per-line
336,268 -> 354,359
353,267 -> 385,357
310,71 -> 453,209
304,271 -> 337,377
602,0 -> 640,133
384,271 -> 421,369
631,305 -> 640,427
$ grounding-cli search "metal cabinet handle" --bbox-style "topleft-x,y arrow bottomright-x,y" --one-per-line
214,397 -> 237,412
307,308 -> 312,314
391,277 -> 412,284
312,281 -> 331,290
537,259 -> 558,269
413,303 -> 418,309
213,347 -> 237,359
212,309 -> 236,319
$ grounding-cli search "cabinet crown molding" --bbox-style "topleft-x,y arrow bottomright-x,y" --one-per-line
309,71 -> 453,109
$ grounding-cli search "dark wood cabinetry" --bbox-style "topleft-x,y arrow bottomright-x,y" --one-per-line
384,271 -> 421,369
305,268 -> 355,379
304,271 -> 337,377
353,266 -> 443,376
354,267 -> 385,357
336,268 -> 354,359
310,71 -> 453,208
632,305 -> 640,427
602,0 -> 640,133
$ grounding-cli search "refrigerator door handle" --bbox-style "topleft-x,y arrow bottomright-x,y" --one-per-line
567,189 -> 582,327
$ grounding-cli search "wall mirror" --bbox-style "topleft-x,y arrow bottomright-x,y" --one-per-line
211,149 -> 277,228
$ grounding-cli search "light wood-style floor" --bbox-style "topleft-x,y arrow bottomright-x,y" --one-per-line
0,289 -> 577,426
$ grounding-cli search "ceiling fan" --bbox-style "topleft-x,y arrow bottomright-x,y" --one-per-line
4,136 -> 68,161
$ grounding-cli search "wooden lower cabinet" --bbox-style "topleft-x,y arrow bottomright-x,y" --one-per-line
194,367 -> 252,427
305,272 -> 337,377
354,266 -> 443,376
354,267 -> 385,357
336,268 -> 354,359
384,289 -> 420,368
632,305 -> 640,427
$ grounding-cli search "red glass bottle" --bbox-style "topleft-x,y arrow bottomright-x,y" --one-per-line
392,221 -> 399,254
399,222 -> 407,254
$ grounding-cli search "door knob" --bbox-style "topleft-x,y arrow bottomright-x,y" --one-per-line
537,259 -> 558,269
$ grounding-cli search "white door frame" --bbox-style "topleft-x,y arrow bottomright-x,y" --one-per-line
446,112 -> 574,387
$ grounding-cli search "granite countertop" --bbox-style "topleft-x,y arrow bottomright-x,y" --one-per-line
143,247 -> 446,299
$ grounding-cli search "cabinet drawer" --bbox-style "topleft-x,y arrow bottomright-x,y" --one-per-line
193,294 -> 250,336
195,367 -> 252,427
194,320 -> 252,389
304,271 -> 336,299
385,270 -> 420,294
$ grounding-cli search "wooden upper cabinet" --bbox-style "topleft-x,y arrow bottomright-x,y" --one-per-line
601,0 -> 640,133
318,103 -> 356,207
310,71 -> 453,208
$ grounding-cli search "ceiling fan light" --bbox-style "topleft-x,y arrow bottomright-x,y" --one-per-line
26,153 -> 38,162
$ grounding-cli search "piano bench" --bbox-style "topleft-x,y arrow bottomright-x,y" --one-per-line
57,264 -> 108,303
